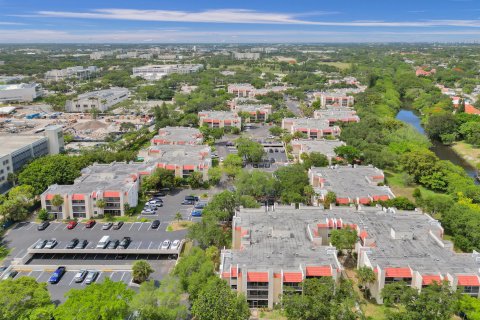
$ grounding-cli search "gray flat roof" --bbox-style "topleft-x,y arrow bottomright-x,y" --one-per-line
0,135 -> 47,158
146,144 -> 211,166
292,139 -> 345,157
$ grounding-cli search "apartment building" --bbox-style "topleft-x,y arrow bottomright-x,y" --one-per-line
313,92 -> 354,108
0,83 -> 42,103
319,206 -> 480,303
0,126 -> 64,193
132,64 -> 203,81
220,206 -> 342,308
151,126 -> 203,145
41,162 -> 149,219
282,118 -> 341,139
228,83 -> 256,98
44,66 -> 98,82
291,139 -> 345,163
143,144 -> 212,180
232,52 -> 261,60
230,103 -> 272,122
198,111 -> 242,129
308,165 -> 395,205
313,108 -> 360,124
89,51 -> 115,60
65,87 -> 130,113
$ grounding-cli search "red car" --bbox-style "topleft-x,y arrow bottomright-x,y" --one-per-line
66,221 -> 77,230
85,220 -> 96,228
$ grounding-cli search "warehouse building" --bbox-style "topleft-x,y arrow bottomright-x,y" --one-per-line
0,83 -> 42,103
65,87 -> 129,113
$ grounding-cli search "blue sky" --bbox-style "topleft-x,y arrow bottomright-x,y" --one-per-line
2,0 -> 480,43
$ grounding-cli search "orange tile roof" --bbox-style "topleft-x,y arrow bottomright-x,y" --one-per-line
457,275 -> 480,286
283,272 -> 303,283
71,194 -> 85,201
465,104 -> 480,115
306,266 -> 332,277
247,272 -> 268,282
103,191 -> 120,198
422,274 -> 442,285
385,267 -> 412,278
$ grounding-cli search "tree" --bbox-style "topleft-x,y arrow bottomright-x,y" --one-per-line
0,276 -> 54,320
188,216 -> 229,249
334,145 -> 361,164
235,170 -> 278,201
50,194 -> 64,208
223,154 -> 243,178
187,171 -> 204,189
275,164 -> 309,204
381,282 -> 418,307
330,227 -> 357,264
424,113 -> 457,141
235,138 -> 265,163
301,152 -> 329,169
175,212 -> 182,222
38,208 -> 49,221
459,294 -> 480,320
191,277 -> 250,320
269,125 -> 284,136
129,278 -> 187,320
208,167 -> 223,185
203,191 -> 237,221
324,191 -> 337,208
356,267 -> 376,294
95,199 -> 106,209
54,278 -> 134,320
132,260 -> 155,284
141,168 -> 175,193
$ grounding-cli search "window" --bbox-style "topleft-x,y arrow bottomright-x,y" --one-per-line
462,286 -> 479,296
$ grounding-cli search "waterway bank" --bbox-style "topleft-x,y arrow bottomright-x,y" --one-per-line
396,109 -> 479,183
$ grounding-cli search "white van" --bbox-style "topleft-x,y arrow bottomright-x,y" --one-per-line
96,235 -> 110,249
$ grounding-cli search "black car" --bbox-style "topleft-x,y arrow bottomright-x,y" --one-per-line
37,221 -> 50,231
274,148 -> 279,153
112,221 -> 124,230
66,238 -> 79,249
270,158 -> 275,163
184,195 -> 199,202
118,237 -> 131,249
153,192 -> 166,197
106,240 -> 120,249
264,162 -> 271,168
74,240 -> 88,249
2,270 -> 18,280
151,220 -> 160,229
181,199 -> 194,205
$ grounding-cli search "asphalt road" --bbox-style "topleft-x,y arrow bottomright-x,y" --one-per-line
286,98 -> 302,116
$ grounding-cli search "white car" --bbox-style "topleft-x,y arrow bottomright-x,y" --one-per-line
170,240 -> 181,251
141,208 -> 155,215
44,239 -> 57,249
161,240 -> 171,250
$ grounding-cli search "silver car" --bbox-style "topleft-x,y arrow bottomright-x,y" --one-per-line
84,271 -> 99,284
161,240 -> 171,250
44,239 -> 57,249
73,270 -> 88,283
170,240 -> 181,251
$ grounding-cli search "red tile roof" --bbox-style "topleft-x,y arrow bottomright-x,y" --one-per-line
336,198 -> 350,204
283,272 -> 303,283
231,267 -> 238,278
183,165 -> 195,170
358,197 -> 371,204
422,275 -> 442,285
465,104 -> 480,115
359,230 -> 369,240
247,272 -> 268,282
457,275 -> 480,286
45,194 -> 54,200
166,165 -> 176,170
385,267 -> 412,278
306,266 -> 332,277
103,191 -> 120,198
71,194 -> 85,201
373,195 -> 390,201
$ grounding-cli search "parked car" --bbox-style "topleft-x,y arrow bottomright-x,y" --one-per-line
181,199 -> 194,205
161,240 -> 171,250
96,235 -> 110,249
85,220 -> 96,228
112,221 -> 124,230
191,209 -> 203,217
34,239 -> 47,249
66,238 -> 79,249
107,239 -> 119,249
37,221 -> 50,231
151,220 -> 160,229
66,221 -> 77,230
118,237 -> 131,249
2,270 -> 18,280
44,239 -> 57,249
148,200 -> 163,208
84,271 -> 99,284
102,222 -> 113,230
73,270 -> 88,283
153,192 -> 166,197
75,240 -> 88,249
184,195 -> 199,202
170,240 -> 181,251
274,149 -> 279,153
141,208 -> 155,215
269,148 -> 274,153
150,197 -> 163,202
194,202 -> 207,209
264,162 -> 271,168
270,158 -> 275,163
48,266 -> 66,284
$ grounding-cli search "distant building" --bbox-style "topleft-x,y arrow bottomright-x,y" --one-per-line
313,107 -> 360,124
416,67 -> 436,77
291,139 -> 346,163
65,87 -> 130,113
143,144 -> 212,180
44,66 -> 99,82
313,92 -> 354,108
228,83 -> 256,98
198,111 -> 242,129
0,83 -> 42,103
89,51 -> 114,60
308,165 -> 394,205
0,125 -> 64,193
151,126 -> 203,145
232,52 -> 261,60
282,118 -> 341,139
41,162 -> 147,219
230,102 -> 272,122
132,64 -> 203,81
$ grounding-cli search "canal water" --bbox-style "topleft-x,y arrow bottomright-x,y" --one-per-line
396,109 -> 479,184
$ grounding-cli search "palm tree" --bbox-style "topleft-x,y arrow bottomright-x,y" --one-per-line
132,260 -> 154,283
51,194 -> 64,208
357,266 -> 376,295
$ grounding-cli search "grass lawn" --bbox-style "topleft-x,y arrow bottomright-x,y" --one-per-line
319,61 -> 352,70
166,220 -> 194,232
255,309 -> 287,320
384,170 -> 439,201
451,141 -> 480,168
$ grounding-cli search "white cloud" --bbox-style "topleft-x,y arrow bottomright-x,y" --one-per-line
0,21 -> 25,25
29,9 -> 480,28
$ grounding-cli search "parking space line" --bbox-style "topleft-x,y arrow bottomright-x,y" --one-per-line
138,223 -> 143,231
147,241 -> 153,249
36,272 -> 44,281
69,274 -> 77,286
120,272 -> 126,282
97,272 -> 103,283
109,272 -> 116,279
136,241 -> 142,249
53,224 -> 62,231
25,223 -> 34,231
26,271 -> 32,276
